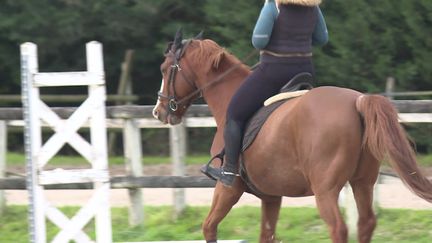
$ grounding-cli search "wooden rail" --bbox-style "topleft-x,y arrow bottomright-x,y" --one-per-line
0,101 -> 431,120
383,91 -> 432,97
0,176 -> 216,190
0,173 -> 409,191
0,94 -> 139,103
0,104 -> 210,120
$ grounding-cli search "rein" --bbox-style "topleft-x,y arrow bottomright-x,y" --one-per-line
173,48 -> 259,107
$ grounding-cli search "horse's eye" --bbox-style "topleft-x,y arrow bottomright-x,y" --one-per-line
160,65 -> 167,74
164,42 -> 173,55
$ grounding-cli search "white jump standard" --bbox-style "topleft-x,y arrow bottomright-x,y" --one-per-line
21,41 -> 112,243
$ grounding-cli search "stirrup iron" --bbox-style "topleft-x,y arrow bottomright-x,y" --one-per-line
201,149 -> 225,180
205,148 -> 225,167
221,171 -> 240,177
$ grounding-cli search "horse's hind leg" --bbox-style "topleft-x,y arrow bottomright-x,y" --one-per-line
202,182 -> 245,242
349,180 -> 376,243
315,191 -> 348,243
260,196 -> 282,243
349,153 -> 379,243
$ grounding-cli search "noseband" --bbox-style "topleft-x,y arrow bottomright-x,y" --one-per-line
157,40 -> 201,113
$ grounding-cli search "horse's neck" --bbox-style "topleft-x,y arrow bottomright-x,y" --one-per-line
203,65 -> 250,127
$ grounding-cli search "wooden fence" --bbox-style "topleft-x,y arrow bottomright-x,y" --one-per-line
1,101 -> 432,120
0,102 -> 431,229
1,102 -> 431,188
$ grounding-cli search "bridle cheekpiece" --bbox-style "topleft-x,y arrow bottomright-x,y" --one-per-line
158,34 -> 201,114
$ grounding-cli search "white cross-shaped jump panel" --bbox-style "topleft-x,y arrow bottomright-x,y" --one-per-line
21,41 -> 112,243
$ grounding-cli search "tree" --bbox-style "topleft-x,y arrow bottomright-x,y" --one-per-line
203,0 -> 262,64
0,0 -> 431,153
316,0 -> 432,92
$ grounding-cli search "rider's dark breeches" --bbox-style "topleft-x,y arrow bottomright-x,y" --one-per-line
223,60 -> 314,170
227,60 -> 314,123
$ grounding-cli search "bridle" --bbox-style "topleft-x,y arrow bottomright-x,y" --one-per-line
157,39 -> 259,114
157,40 -> 199,112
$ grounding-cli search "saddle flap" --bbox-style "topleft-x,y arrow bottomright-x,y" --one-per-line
242,100 -> 285,152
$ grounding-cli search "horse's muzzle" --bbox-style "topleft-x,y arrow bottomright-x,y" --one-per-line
153,104 -> 182,125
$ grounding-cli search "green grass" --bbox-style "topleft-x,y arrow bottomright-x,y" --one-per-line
6,152 -> 432,167
0,206 -> 431,242
418,154 -> 432,167
6,152 -> 210,166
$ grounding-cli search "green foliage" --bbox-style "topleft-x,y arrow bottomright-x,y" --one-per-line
0,0 -> 201,102
1,206 -> 432,242
1,0 -> 429,96
405,124 -> 432,154
204,0 -> 262,64
317,0 -> 432,92
0,0 -> 431,152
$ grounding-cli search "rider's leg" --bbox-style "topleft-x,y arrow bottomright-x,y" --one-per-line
201,118 -> 243,186
201,66 -> 272,187
222,119 -> 244,174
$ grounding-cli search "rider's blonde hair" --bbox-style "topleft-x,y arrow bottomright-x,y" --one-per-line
277,0 -> 321,6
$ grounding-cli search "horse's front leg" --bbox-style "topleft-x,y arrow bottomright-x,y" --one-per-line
202,180 -> 245,242
260,196 -> 282,243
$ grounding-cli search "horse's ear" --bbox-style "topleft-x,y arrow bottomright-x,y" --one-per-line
211,51 -> 225,69
173,27 -> 183,50
194,30 -> 204,40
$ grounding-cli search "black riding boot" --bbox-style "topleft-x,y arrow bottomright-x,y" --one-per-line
201,119 -> 243,187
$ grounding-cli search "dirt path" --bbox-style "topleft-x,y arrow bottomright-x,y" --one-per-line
4,165 -> 432,209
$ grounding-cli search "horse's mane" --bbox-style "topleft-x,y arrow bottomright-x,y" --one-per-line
188,39 -> 242,70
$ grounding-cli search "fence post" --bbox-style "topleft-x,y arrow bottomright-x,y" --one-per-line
0,121 -> 6,216
344,184 -> 358,240
170,123 -> 187,217
108,50 -> 134,154
385,77 -> 395,99
123,118 -> 144,226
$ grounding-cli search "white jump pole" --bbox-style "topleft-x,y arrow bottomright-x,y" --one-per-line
0,120 -> 6,216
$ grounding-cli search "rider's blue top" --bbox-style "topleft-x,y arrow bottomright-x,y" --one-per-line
252,0 -> 328,51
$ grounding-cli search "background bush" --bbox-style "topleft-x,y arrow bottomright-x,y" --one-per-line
1,0 -> 431,154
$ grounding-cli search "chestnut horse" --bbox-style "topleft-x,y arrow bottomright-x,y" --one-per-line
152,33 -> 432,243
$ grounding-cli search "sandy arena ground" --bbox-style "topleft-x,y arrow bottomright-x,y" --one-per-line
4,170 -> 432,210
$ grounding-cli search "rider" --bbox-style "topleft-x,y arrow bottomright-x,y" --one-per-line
202,0 -> 328,187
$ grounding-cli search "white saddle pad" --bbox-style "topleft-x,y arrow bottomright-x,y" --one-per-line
264,90 -> 309,106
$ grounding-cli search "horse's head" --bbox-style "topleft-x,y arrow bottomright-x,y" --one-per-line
152,29 -> 227,125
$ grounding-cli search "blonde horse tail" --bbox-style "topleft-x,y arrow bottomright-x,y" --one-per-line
356,94 -> 432,202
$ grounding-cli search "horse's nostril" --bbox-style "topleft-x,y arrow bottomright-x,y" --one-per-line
152,109 -> 158,119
